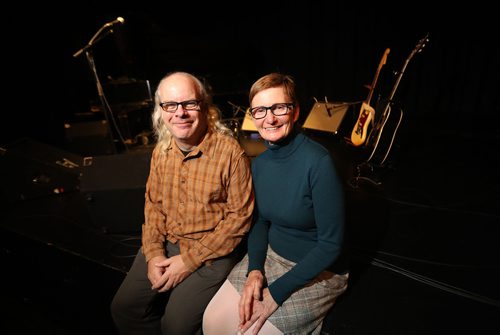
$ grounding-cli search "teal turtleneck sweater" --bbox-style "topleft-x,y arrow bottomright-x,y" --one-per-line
248,130 -> 345,305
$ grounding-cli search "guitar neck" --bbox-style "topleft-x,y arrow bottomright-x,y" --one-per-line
387,59 -> 410,102
387,34 -> 429,102
366,48 -> 390,105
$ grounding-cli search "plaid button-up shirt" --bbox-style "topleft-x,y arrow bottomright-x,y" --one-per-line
142,130 -> 254,271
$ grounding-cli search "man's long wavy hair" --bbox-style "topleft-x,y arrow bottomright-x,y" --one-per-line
151,72 -> 232,151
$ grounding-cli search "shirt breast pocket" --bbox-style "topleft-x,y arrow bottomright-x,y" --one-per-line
192,177 -> 227,204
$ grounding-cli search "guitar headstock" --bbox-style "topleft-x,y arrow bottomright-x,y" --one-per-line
410,33 -> 430,59
381,47 -> 390,66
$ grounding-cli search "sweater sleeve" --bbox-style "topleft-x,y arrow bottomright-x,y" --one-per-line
247,210 -> 270,273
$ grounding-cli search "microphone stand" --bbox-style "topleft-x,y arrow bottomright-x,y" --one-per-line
73,24 -> 128,154
72,29 -> 113,58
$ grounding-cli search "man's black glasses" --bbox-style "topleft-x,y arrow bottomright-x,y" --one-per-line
159,100 -> 200,113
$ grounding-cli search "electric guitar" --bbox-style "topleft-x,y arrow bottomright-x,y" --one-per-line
351,48 -> 390,146
365,33 -> 429,165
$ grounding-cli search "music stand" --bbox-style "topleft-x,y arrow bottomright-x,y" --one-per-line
302,101 -> 350,135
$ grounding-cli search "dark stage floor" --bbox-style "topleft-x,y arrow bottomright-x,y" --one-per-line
1,118 -> 499,335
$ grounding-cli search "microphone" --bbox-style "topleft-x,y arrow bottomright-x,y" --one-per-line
104,17 -> 125,27
73,17 -> 125,58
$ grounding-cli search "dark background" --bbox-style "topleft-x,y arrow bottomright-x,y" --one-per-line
2,1 -> 497,146
1,1 -> 499,334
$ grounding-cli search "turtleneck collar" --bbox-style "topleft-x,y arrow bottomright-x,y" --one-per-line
264,126 -> 305,158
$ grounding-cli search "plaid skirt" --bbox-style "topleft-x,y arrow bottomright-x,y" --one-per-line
227,247 -> 348,335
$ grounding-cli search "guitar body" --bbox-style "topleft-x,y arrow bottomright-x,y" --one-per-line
351,48 -> 390,147
365,100 -> 403,165
351,102 -> 375,146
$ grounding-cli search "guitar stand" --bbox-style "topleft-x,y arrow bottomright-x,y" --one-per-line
348,161 -> 383,189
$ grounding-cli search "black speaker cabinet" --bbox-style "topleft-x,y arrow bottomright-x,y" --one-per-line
115,106 -> 153,141
80,148 -> 152,234
0,138 -> 82,202
64,120 -> 116,156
